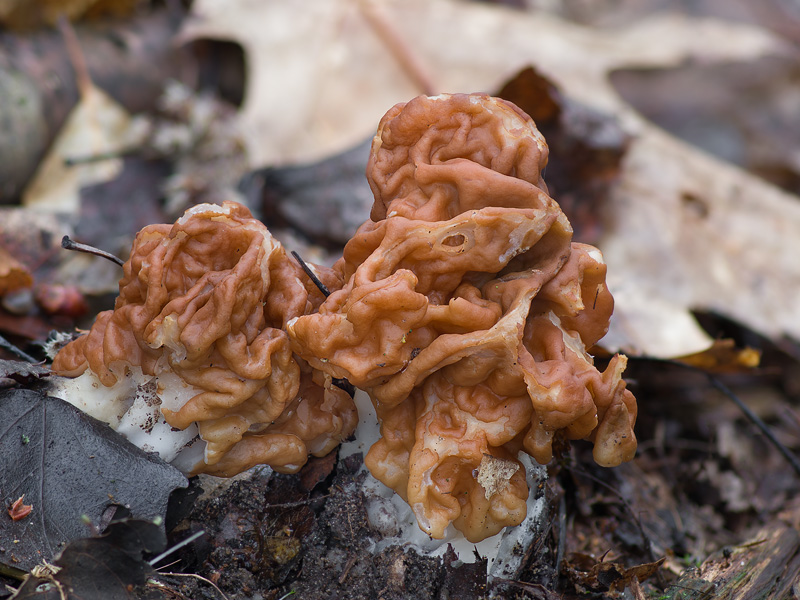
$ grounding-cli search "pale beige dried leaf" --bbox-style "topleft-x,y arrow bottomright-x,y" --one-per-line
181,0 -> 784,168
22,84 -> 145,214
182,0 -> 800,355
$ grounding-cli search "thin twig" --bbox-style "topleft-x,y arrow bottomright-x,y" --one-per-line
641,357 -> 800,478
149,530 -> 206,566
267,494 -> 330,510
154,559 -> 182,572
708,375 -> 800,477
0,334 -> 38,363
159,572 -> 231,600
565,462 -> 659,566
62,236 -> 125,267
57,16 -> 92,97
289,253 -> 357,396
358,0 -> 437,96
64,150 -> 132,166
291,251 -> 330,297
338,554 -> 358,584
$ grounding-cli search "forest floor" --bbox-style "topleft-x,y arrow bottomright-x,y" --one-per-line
2,1 -> 800,599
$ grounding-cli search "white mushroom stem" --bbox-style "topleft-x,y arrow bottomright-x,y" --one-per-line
49,367 -> 204,471
340,389 -> 548,572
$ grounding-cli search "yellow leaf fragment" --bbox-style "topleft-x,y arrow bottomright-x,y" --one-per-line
22,84 -> 143,214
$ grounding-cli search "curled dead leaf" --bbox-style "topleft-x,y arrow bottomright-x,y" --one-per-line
8,495 -> 33,521
0,247 -> 33,295
676,339 -> 761,373
566,553 -> 665,593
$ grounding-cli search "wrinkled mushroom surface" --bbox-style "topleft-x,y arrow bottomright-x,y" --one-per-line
52,202 -> 356,476
50,93 -> 637,544
288,94 -> 637,542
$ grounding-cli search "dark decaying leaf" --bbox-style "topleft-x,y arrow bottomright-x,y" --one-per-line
611,57 -> 800,196
0,361 -> 50,383
74,157 -> 169,262
565,553 -> 665,593
298,451 -> 338,492
0,389 -> 186,572
255,138 -> 374,245
11,519 -> 166,600
440,545 -> 488,598
496,66 -> 629,245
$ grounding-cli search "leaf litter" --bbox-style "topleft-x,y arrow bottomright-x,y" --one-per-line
10,519 -> 166,600
0,389 -> 186,573
1,1 -> 800,598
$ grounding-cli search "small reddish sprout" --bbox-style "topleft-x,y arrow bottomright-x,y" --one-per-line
8,495 -> 32,521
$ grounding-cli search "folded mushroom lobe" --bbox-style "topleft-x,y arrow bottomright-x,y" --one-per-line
290,93 -> 638,541
52,202 -> 356,476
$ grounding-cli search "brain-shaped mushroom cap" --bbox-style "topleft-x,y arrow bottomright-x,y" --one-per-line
52,202 -> 356,476
288,94 -> 637,542
366,93 -> 551,222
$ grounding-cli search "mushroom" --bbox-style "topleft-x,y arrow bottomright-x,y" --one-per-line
51,201 -> 356,476
288,94 -> 637,542
49,93 -> 636,544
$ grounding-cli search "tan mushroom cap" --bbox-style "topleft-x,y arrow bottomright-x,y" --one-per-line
366,93 -> 550,222
53,202 -> 355,475
51,93 -> 637,542
289,94 -> 638,541
367,371 -> 532,542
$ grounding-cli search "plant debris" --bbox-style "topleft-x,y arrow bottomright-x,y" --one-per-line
10,519 -> 166,600
0,389 -> 186,572
2,2 -> 800,599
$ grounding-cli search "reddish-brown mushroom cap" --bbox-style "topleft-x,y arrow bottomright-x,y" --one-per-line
288,93 -> 638,541
53,202 -> 356,476
51,93 -> 637,544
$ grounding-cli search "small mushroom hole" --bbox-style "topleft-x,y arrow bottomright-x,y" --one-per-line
442,233 -> 466,247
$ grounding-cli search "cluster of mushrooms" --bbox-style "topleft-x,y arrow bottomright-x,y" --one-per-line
51,93 -> 637,543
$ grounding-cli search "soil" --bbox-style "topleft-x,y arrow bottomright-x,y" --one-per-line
166,455 -> 487,600
146,327 -> 800,600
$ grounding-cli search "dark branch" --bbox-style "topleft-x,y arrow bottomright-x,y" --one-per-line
707,373 -> 800,477
289,253 -> 355,396
639,357 -> 800,478
61,235 -> 125,267
0,334 -> 38,363
291,250 -> 330,297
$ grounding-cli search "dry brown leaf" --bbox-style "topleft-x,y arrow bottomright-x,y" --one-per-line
0,247 -> 33,295
675,339 -> 761,373
0,0 -> 141,29
566,554 -> 665,593
181,0 -> 800,356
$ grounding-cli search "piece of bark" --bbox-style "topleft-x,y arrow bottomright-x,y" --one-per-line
671,504 -> 800,599
0,6 -> 186,202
